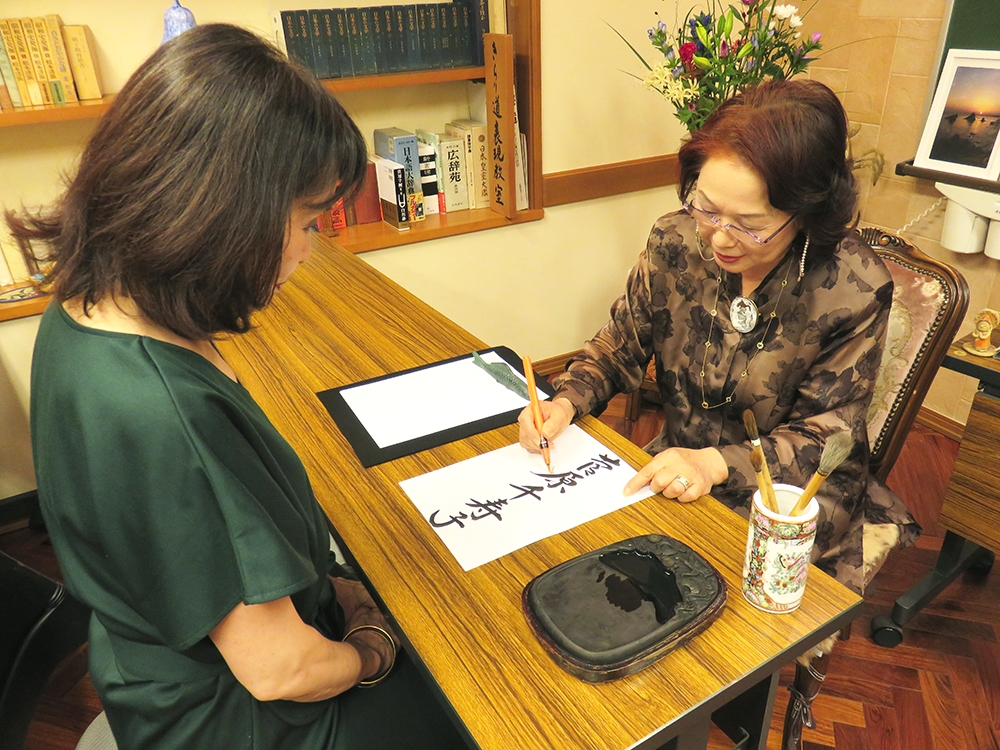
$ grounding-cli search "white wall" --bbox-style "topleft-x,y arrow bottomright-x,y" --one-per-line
0,0 -> 686,497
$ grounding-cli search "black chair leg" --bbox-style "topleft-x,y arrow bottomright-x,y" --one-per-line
870,530 -> 993,647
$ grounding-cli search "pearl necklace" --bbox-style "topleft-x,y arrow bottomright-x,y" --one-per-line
699,257 -> 792,410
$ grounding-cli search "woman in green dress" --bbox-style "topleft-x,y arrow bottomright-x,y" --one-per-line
8,24 -> 464,750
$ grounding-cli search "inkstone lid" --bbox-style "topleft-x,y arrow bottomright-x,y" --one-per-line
522,534 -> 726,682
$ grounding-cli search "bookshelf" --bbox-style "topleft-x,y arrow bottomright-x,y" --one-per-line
0,94 -> 114,127
1,0 -> 542,256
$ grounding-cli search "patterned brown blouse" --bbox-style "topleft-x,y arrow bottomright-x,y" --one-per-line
553,212 -> 919,595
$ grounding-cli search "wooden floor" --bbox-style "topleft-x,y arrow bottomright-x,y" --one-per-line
2,393 -> 998,750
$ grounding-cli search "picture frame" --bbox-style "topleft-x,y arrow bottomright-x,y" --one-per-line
914,49 -> 1000,182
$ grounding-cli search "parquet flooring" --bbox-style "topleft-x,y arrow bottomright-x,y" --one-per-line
1,394 -> 997,750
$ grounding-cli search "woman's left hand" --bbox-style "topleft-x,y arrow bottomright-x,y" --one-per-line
623,446 -> 728,502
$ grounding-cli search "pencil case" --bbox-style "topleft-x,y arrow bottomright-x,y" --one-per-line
522,534 -> 727,682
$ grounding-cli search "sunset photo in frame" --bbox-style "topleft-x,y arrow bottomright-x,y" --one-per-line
914,49 -> 1000,181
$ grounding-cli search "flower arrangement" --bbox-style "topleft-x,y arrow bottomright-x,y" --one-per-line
618,0 -> 823,132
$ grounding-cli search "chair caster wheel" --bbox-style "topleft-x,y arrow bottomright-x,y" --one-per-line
870,615 -> 904,648
969,549 -> 994,575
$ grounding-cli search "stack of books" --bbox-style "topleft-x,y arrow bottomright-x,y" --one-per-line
317,120 -> 506,235
272,2 -> 489,79
0,15 -> 103,110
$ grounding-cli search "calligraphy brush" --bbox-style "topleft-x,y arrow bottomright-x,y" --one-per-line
789,432 -> 854,517
743,410 -> 777,512
522,355 -> 552,473
749,449 -> 779,513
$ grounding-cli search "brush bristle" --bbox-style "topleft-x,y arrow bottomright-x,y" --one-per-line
749,446 -> 764,472
743,409 -> 760,441
818,432 -> 853,475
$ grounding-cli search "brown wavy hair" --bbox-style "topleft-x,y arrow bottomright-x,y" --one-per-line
677,79 -> 857,263
6,24 -> 368,340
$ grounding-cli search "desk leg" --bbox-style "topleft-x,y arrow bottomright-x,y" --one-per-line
870,530 -> 991,647
655,718 -> 711,750
710,671 -> 779,750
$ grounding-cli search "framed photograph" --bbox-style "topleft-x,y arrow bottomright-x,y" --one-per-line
914,49 -> 1000,181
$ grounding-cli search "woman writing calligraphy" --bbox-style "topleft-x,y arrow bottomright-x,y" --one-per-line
518,79 -> 918,750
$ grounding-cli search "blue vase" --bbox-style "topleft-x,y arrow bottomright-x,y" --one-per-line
161,0 -> 196,44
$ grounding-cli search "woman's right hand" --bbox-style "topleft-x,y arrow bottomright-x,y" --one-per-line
518,397 -> 575,454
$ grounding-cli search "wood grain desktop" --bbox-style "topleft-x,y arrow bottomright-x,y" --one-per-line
214,233 -> 861,750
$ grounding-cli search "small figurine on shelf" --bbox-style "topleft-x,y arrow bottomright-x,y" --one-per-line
963,308 -> 1000,357
161,0 -> 196,44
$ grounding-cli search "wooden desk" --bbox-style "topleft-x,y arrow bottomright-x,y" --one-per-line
216,234 -> 861,750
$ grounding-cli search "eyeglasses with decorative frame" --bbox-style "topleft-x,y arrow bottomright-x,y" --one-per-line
682,202 -> 796,246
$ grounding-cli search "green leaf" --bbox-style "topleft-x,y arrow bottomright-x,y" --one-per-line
605,21 -> 653,71
736,40 -> 753,59
724,9 -> 734,37
695,22 -> 709,48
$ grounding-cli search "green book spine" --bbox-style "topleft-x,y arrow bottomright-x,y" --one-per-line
437,3 -> 454,69
453,3 -> 472,67
357,7 -> 377,76
319,10 -> 341,78
308,10 -> 330,78
368,6 -> 387,75
333,9 -> 354,77
293,10 -> 316,73
425,4 -> 442,69
345,9 -> 365,76
402,5 -> 421,71
379,6 -> 401,74
416,5 -> 430,71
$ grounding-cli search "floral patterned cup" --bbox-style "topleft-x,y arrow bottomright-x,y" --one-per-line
742,483 -> 818,613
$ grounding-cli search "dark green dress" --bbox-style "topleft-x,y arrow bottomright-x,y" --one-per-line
30,303 -> 464,750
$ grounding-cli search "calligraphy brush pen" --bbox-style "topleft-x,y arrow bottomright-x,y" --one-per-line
789,432 -> 854,517
522,355 -> 552,473
743,410 -> 778,512
749,449 -> 779,513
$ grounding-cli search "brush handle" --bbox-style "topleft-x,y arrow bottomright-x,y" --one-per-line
790,470 -> 826,516
751,442 -> 778,512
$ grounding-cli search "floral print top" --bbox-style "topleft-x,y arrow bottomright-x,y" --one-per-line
553,211 -> 919,595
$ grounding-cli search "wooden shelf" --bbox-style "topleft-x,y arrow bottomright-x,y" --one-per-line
0,95 -> 115,127
321,66 -> 484,93
896,159 -> 1000,195
0,286 -> 50,323
320,207 -> 544,254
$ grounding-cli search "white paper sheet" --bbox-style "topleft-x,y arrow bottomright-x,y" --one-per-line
339,351 -> 546,449
399,425 -> 655,570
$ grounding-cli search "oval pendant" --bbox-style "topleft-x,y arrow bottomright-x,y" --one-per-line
730,296 -> 758,333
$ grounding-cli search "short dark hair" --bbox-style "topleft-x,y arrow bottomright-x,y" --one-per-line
677,79 -> 857,261
6,23 -> 368,340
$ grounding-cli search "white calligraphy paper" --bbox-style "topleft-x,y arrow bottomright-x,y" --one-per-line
339,351 -> 544,449
399,425 -> 655,570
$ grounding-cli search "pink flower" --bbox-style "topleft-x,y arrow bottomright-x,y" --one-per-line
811,31 -> 822,43
679,42 -> 697,66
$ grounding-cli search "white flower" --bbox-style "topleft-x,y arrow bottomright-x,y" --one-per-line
643,64 -> 699,107
789,14 -> 803,28
773,4 -> 798,19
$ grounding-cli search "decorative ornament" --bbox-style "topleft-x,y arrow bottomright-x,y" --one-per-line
162,0 -> 196,45
963,308 -> 1000,357
730,297 -> 758,333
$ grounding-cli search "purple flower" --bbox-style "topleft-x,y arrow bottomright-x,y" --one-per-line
811,31 -> 822,43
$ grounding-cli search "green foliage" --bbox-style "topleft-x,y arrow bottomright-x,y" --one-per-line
636,0 -> 823,132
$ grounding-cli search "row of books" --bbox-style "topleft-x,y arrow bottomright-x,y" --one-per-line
0,16 -> 103,110
317,121 -> 526,234
273,2 -> 488,80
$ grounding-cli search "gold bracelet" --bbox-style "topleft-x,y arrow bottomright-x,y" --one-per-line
343,624 -> 397,688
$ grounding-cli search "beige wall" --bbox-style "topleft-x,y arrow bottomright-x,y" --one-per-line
801,0 -> 988,425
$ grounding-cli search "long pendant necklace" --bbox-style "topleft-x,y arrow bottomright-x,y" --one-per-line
699,258 -> 793,410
